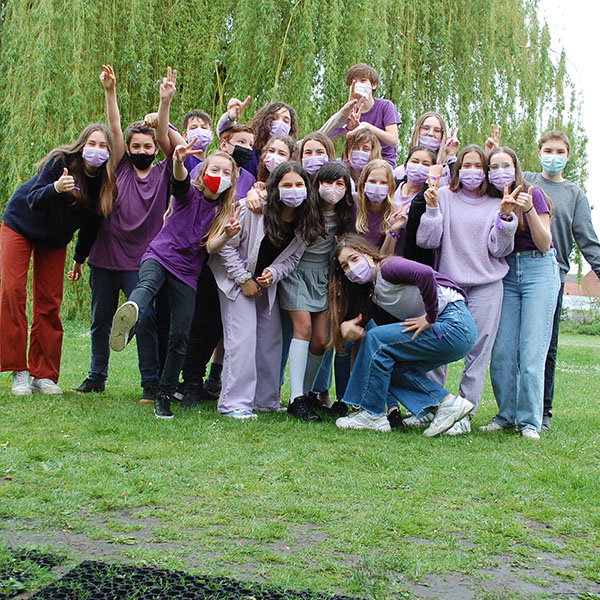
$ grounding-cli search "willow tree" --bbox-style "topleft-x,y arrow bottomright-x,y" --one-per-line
0,0 -> 585,206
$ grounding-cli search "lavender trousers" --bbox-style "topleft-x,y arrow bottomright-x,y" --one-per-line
458,279 -> 504,411
218,288 -> 283,413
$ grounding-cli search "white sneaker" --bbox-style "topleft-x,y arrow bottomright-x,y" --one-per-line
12,370 -> 32,396
479,420 -> 505,432
403,412 -> 434,427
336,409 -> 391,432
31,377 -> 63,395
521,428 -> 540,441
110,301 -> 139,351
444,416 -> 471,435
423,395 -> 474,437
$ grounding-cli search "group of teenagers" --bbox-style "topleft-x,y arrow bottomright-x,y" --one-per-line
2,63 -> 600,441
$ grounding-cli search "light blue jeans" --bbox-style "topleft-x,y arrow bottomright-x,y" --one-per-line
490,249 -> 560,431
342,301 -> 477,416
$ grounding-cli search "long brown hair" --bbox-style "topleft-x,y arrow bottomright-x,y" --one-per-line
488,146 -> 553,231
37,123 -> 117,217
410,112 -> 448,164
448,144 -> 489,196
328,234 -> 383,352
250,101 -> 298,154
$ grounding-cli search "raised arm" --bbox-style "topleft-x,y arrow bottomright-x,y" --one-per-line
100,65 -> 125,164
156,67 -> 178,155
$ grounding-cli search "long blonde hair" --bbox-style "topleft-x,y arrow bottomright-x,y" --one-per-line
355,159 -> 395,235
410,112 -> 448,164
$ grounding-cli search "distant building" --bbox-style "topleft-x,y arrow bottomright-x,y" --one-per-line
563,271 -> 600,322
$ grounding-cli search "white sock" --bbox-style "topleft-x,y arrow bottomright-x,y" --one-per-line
289,338 -> 310,401
303,351 -> 324,394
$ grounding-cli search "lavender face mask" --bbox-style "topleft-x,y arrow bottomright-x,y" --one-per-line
346,257 -> 375,284
459,169 -> 486,191
279,186 -> 307,207
364,183 -> 389,204
82,147 -> 110,167
350,150 -> 370,172
488,168 -> 516,191
302,155 -> 330,176
270,120 -> 291,137
406,163 -> 430,186
187,127 -> 212,151
319,183 -> 346,205
418,135 -> 442,151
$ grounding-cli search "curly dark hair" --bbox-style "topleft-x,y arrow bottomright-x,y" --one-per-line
264,161 -> 324,247
250,101 -> 298,154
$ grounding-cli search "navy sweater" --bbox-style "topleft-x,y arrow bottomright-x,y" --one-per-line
2,154 -> 104,263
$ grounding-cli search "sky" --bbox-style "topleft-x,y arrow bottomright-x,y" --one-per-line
537,0 -> 600,273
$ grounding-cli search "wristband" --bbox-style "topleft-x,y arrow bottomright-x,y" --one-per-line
168,123 -> 178,132
235,272 -> 253,285
524,206 -> 534,214
388,229 -> 401,240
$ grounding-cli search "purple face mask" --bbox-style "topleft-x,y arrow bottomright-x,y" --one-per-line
406,163 -> 430,186
364,182 -> 389,204
418,135 -> 442,151
319,183 -> 346,205
187,127 -> 212,151
459,169 -> 486,191
346,257 -> 375,284
279,186 -> 307,207
270,119 -> 291,137
302,155 -> 330,176
488,168 -> 516,191
82,147 -> 110,168
264,152 -> 288,173
350,150 -> 370,172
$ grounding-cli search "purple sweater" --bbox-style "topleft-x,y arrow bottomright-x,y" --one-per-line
416,187 -> 517,287
141,176 -> 220,291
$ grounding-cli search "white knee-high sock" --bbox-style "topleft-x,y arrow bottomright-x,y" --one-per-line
303,351 -> 324,394
289,338 -> 310,401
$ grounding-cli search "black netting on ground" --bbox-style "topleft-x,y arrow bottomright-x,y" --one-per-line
30,560 -> 364,600
1,548 -> 65,599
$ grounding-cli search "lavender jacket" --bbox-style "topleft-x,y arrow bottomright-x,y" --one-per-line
208,200 -> 306,312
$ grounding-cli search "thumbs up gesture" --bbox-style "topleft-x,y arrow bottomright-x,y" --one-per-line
340,314 -> 366,342
55,168 -> 76,193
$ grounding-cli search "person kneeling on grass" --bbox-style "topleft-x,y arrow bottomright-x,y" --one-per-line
329,234 -> 477,435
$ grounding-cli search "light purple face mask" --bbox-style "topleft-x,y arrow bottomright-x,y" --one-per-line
346,257 -> 375,284
82,147 -> 110,168
459,169 -> 486,191
270,119 -> 291,137
302,155 -> 330,176
279,186 -> 307,207
319,183 -> 346,205
406,163 -> 430,186
264,152 -> 288,173
364,182 -> 389,204
418,135 -> 442,151
350,150 -> 370,172
187,127 -> 212,151
488,168 -> 515,191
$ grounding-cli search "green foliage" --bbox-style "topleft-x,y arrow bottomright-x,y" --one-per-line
0,0 -> 587,320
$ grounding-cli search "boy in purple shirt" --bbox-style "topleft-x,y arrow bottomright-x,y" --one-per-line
321,63 -> 401,167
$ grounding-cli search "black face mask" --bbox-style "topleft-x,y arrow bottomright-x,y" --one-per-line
231,145 -> 253,168
129,152 -> 156,170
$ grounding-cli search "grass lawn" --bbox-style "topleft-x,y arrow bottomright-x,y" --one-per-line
1,322 -> 599,599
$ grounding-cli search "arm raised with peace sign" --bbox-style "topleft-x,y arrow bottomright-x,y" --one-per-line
485,124 -> 502,155
499,182 -> 521,216
424,165 -> 442,208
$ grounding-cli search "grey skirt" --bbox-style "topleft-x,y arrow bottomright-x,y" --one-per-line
278,251 -> 330,312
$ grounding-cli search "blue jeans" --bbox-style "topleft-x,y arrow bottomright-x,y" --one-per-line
490,250 -> 560,431
342,301 -> 477,416
89,266 -> 160,386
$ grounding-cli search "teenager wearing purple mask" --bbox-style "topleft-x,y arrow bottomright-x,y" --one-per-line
416,144 -> 518,435
482,147 -> 559,440
216,98 -> 298,179
279,162 -> 354,421
1,123 -> 117,396
340,129 -> 382,186
208,162 -> 321,420
327,234 -> 476,434
354,159 -> 404,255
299,132 -> 335,178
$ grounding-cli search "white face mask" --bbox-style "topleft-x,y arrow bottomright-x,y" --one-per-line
354,82 -> 372,97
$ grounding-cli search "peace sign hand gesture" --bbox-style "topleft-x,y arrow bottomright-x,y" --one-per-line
424,166 -> 441,208
225,203 -> 243,238
445,126 -> 460,157
499,182 -> 522,215
227,95 -> 252,121
160,66 -> 177,102
173,139 -> 196,164
485,124 -> 502,155
346,103 -> 363,132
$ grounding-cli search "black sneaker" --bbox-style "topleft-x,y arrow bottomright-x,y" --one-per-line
387,409 -> 404,430
73,377 -> 105,393
541,414 -> 551,431
140,382 -> 158,404
181,386 -> 206,409
287,395 -> 322,422
328,401 -> 349,417
203,377 -> 221,400
154,391 -> 174,419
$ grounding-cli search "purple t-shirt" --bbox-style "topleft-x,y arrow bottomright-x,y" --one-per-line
189,163 -> 256,203
88,154 -> 172,271
142,178 -> 220,291
514,187 -> 552,252
360,98 -> 401,167
351,202 -> 386,249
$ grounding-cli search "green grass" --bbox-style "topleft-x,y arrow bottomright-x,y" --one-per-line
1,323 -> 599,599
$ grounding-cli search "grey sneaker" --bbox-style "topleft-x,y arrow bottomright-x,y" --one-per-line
31,377 -> 63,395
444,416 -> 471,436
110,301 -> 138,352
541,415 -> 551,431
423,395 -> 474,437
336,409 -> 391,432
403,411 -> 434,427
12,370 -> 32,396
521,428 -> 540,441
479,420 -> 505,432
